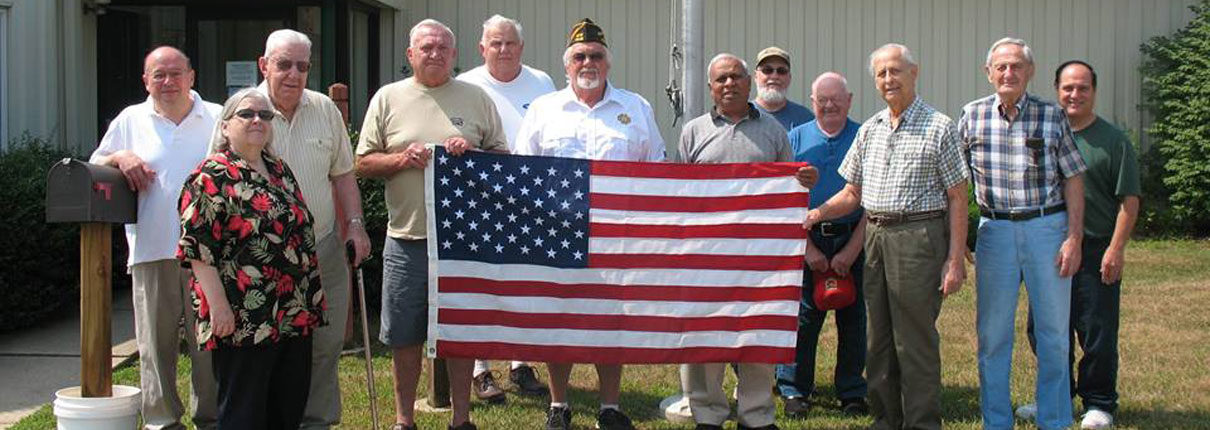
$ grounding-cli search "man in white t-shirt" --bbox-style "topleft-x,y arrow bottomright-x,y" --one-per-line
90,46 -> 220,430
455,13 -> 555,402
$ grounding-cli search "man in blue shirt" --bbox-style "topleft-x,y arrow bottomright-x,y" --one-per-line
777,72 -> 868,417
752,46 -> 815,131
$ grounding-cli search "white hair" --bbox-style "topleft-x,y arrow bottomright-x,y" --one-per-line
210,87 -> 275,155
811,72 -> 849,93
561,43 -> 613,67
410,19 -> 456,47
263,29 -> 312,58
482,14 -> 523,43
986,37 -> 1034,66
707,53 -> 749,77
868,43 -> 917,77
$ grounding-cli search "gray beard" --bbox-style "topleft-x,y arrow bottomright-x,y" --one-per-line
757,86 -> 787,105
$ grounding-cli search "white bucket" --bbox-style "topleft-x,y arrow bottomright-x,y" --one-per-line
53,385 -> 141,430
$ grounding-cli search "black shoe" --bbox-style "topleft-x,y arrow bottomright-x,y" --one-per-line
546,406 -> 573,430
596,408 -> 635,430
840,397 -> 869,416
509,365 -> 550,396
782,396 -> 810,416
737,424 -> 779,430
472,371 -> 507,404
449,422 -> 478,430
694,424 -> 724,430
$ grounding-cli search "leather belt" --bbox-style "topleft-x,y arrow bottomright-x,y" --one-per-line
815,221 -> 856,237
867,210 -> 944,227
980,203 -> 1066,221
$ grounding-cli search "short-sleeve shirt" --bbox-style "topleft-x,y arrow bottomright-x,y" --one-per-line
356,78 -> 508,239
678,104 -> 791,163
90,91 -> 221,266
456,64 -> 556,146
839,97 -> 968,213
514,83 -> 665,162
755,99 -> 815,132
177,149 -> 326,351
958,92 -> 1087,210
789,118 -> 862,222
1076,117 -> 1141,238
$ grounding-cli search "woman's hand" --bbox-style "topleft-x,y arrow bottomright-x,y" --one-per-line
210,303 -> 236,338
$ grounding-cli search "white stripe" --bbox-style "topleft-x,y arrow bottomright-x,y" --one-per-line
438,325 -> 796,349
438,260 -> 803,287
591,175 -> 802,197
591,207 -> 808,225
588,237 -> 805,256
440,293 -> 798,317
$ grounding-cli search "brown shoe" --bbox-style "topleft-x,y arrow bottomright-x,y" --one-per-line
472,371 -> 506,404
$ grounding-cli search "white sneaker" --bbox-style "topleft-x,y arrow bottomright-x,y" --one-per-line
1081,408 -> 1114,429
1015,403 -> 1038,421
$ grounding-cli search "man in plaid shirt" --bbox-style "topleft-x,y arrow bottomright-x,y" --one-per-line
958,37 -> 1088,430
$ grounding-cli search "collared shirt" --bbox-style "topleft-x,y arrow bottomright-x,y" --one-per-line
513,83 -> 665,162
839,97 -> 968,213
754,99 -> 815,132
248,82 -> 355,242
90,91 -> 221,266
790,118 -> 862,222
958,92 -> 1087,210
457,64 -> 556,146
678,103 -> 791,163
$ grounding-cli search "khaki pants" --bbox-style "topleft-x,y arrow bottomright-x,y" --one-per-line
863,216 -> 947,430
130,260 -> 217,430
684,362 -> 776,427
301,230 -> 351,429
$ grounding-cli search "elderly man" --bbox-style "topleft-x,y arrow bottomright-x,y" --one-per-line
356,19 -> 506,430
513,18 -> 663,430
752,46 -> 814,131
253,29 -> 372,430
1016,60 -> 1138,430
90,45 -> 220,430
958,37 -> 1087,430
678,53 -> 817,430
455,14 -> 554,401
777,72 -> 868,417
805,43 -> 969,430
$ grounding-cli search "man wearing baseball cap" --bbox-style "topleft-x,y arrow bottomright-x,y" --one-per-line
753,46 -> 815,131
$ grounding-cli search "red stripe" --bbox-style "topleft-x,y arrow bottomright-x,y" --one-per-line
590,160 -> 807,180
438,277 -> 802,302
590,223 -> 808,239
592,192 -> 808,212
436,341 -> 795,364
588,253 -> 804,271
438,309 -> 797,332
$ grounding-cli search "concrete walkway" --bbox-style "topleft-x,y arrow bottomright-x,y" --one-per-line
0,287 -> 137,429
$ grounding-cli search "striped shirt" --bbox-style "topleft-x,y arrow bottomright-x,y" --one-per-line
957,92 -> 1086,210
839,97 -> 968,213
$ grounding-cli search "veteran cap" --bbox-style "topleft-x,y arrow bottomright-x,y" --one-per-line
756,46 -> 791,66
568,18 -> 607,47
812,269 -> 857,311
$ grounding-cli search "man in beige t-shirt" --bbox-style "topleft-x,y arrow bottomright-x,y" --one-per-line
355,19 -> 506,430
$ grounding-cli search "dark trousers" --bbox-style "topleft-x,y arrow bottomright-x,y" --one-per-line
212,336 -> 314,430
775,224 -> 868,401
1027,236 -> 1121,413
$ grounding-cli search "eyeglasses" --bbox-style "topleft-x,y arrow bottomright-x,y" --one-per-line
759,66 -> 790,76
148,70 -> 187,83
812,96 -> 845,106
571,52 -> 606,63
273,58 -> 311,73
233,109 -> 276,121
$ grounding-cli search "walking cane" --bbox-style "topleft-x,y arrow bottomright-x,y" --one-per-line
347,242 -> 380,430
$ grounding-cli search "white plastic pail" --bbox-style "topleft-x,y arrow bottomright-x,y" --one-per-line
53,385 -> 141,430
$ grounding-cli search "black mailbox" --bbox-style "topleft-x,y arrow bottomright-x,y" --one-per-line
45,158 -> 137,224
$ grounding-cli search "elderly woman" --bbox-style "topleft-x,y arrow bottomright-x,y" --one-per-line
177,87 -> 326,429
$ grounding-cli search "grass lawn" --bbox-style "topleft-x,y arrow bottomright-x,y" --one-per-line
14,239 -> 1210,429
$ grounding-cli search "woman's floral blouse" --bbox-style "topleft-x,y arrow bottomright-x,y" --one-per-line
177,148 -> 326,351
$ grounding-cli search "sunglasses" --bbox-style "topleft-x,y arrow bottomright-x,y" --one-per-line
273,58 -> 311,73
572,52 -> 606,63
759,66 -> 790,75
233,109 -> 276,121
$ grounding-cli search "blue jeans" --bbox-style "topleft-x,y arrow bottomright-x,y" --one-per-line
775,226 -> 867,401
975,212 -> 1073,430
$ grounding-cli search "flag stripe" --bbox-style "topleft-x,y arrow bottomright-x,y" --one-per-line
588,237 -> 805,256
590,253 -> 803,271
590,160 -> 806,180
591,175 -> 801,197
436,341 -> 794,364
591,192 -> 808,212
590,223 -> 808,239
438,292 -> 798,317
439,309 -> 796,332
437,277 -> 802,302
437,325 -> 796,348
591,208 -> 808,226
438,260 -> 803,287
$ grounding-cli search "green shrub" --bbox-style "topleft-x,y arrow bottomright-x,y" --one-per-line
1139,0 -> 1210,236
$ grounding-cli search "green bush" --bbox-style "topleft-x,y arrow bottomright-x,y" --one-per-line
1139,0 -> 1210,236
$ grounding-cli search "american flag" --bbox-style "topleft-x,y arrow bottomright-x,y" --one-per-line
424,147 -> 809,363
